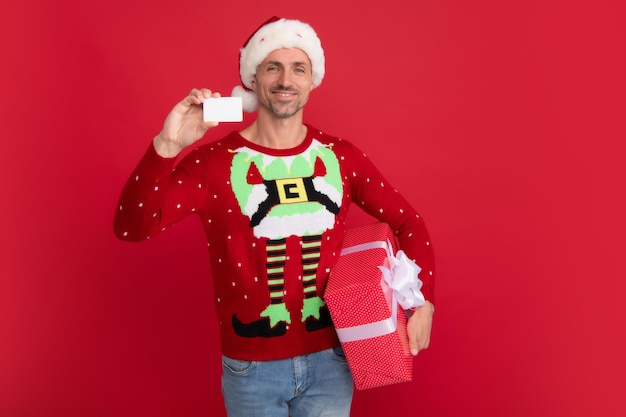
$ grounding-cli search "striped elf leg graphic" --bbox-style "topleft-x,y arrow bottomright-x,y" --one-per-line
302,235 -> 322,302
301,235 -> 332,331
259,238 -> 291,327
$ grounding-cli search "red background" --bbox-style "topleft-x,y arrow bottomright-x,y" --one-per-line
2,1 -> 624,416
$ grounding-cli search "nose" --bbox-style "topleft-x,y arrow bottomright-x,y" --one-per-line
277,70 -> 293,88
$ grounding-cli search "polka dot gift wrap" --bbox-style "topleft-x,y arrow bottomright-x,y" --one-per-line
324,222 -> 414,390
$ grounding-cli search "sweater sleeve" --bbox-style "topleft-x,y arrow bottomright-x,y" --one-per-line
346,142 -> 436,303
113,143 -> 209,242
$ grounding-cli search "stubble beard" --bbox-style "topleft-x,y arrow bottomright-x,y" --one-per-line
268,101 -> 302,119
264,88 -> 304,119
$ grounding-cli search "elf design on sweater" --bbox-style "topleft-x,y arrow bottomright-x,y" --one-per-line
114,125 -> 435,361
229,139 -> 342,337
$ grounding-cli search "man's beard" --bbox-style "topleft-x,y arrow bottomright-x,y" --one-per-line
265,88 -> 303,118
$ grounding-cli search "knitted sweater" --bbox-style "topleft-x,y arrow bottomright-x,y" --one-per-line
114,125 -> 435,360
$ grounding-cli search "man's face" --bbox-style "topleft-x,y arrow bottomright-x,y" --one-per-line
251,48 -> 314,119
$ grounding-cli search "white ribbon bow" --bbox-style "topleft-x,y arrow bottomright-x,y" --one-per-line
378,241 -> 426,310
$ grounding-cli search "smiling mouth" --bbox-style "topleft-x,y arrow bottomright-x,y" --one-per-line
272,89 -> 297,98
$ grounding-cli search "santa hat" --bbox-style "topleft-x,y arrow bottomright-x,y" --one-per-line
231,17 -> 325,112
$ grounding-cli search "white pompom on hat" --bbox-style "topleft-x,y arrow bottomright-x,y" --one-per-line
231,16 -> 325,112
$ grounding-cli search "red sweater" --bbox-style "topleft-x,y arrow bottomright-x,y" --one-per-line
114,125 -> 435,360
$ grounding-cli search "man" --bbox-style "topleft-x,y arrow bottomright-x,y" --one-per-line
114,17 -> 435,417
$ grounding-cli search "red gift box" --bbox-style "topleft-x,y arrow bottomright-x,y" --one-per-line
324,222 -> 413,390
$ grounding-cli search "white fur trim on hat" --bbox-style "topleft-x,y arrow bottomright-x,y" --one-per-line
232,85 -> 258,113
232,17 -> 325,112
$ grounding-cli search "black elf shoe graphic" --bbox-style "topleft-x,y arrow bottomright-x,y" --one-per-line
232,315 -> 288,338
305,304 -> 333,332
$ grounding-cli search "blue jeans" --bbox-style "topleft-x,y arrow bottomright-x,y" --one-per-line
221,347 -> 354,417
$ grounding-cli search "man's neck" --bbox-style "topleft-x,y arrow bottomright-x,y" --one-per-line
240,111 -> 307,150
